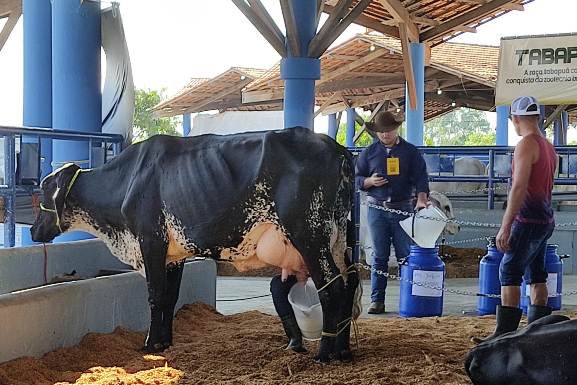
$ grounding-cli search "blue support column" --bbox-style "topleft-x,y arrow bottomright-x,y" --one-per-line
327,113 -> 338,139
405,43 -> 425,146
496,105 -> 509,146
346,108 -> 355,147
52,0 -> 101,242
562,111 -> 569,145
554,119 -> 562,146
539,105 -> 546,134
23,0 -> 52,180
182,113 -> 191,136
280,0 -> 320,130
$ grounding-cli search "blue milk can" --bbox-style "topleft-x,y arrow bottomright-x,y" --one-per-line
521,244 -> 569,312
399,246 -> 445,317
477,237 -> 504,315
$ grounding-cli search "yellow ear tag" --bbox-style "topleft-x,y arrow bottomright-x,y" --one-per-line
387,157 -> 400,175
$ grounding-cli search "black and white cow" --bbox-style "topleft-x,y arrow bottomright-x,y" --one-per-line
31,127 -> 358,363
465,315 -> 577,385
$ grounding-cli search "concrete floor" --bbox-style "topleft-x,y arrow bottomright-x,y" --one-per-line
216,276 -> 577,317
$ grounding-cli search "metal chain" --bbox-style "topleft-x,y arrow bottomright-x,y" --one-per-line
364,202 -> 577,229
442,237 -> 490,246
429,184 -> 509,195
357,263 -> 577,299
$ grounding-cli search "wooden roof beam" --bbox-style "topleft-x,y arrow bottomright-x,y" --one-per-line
314,93 -> 340,118
316,73 -> 405,93
544,105 -> 568,129
420,0 -> 514,42
0,7 -> 21,53
231,0 -> 286,56
309,0 -> 372,58
322,4 -> 400,39
354,100 -> 386,143
242,88 -> 285,104
280,0 -> 301,56
399,23 -> 417,110
456,0 -> 525,11
184,78 -> 252,114
377,0 -> 419,42
318,47 -> 388,85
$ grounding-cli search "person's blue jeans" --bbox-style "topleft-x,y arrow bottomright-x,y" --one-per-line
367,204 -> 413,303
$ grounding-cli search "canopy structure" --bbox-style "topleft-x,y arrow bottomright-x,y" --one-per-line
324,0 -> 532,47
0,0 -> 21,53
153,67 -> 276,118
243,34 -> 498,121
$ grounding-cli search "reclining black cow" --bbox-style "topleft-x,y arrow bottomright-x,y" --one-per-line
465,314 -> 577,385
31,127 -> 358,363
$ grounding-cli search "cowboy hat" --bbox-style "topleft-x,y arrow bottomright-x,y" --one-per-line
365,111 -> 403,133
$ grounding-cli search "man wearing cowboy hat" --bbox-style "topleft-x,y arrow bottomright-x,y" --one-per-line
356,111 -> 429,314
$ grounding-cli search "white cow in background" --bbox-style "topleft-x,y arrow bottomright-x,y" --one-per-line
359,191 -> 459,265
429,157 -> 486,194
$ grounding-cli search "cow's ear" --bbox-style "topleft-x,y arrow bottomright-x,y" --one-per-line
53,163 -> 81,211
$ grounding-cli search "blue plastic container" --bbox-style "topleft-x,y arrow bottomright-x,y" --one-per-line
521,244 -> 569,312
477,237 -> 504,315
399,245 -> 445,317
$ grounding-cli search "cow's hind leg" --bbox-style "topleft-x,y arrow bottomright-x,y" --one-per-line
334,259 -> 359,362
161,261 -> 185,349
141,238 -> 169,353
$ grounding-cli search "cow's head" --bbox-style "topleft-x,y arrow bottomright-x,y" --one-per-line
429,191 -> 460,235
31,163 -> 81,242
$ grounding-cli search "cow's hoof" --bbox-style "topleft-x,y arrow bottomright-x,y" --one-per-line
335,349 -> 353,363
141,342 -> 166,353
314,353 -> 332,364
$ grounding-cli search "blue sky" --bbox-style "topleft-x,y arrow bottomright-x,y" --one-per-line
0,0 -> 575,140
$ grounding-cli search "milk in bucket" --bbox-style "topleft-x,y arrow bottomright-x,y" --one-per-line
399,206 -> 447,248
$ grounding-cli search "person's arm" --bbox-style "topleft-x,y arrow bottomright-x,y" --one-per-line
356,150 -> 387,190
412,150 -> 430,210
496,137 -> 537,252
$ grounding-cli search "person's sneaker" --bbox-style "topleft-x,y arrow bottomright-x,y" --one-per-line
367,302 -> 385,314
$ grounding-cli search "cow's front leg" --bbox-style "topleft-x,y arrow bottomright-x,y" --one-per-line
314,272 -> 345,363
141,239 -> 169,353
160,261 -> 185,349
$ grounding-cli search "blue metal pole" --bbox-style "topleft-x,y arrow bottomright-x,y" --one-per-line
327,113 -> 338,139
3,135 -> 16,247
496,105 -> 509,146
562,111 -> 569,146
23,0 -> 53,180
281,0 -> 320,130
52,0 -> 101,242
182,113 -> 191,136
346,108 -> 355,147
554,118 -> 562,146
405,43 -> 425,146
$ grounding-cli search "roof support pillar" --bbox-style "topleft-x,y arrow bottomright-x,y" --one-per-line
183,113 -> 191,136
554,111 -> 569,146
280,0 -> 319,130
496,105 -> 509,146
328,113 -> 338,139
346,108 -> 355,147
405,42 -> 425,145
23,0 -> 53,179
52,0 -> 101,243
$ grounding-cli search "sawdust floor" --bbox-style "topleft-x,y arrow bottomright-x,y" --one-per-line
0,302 -> 507,385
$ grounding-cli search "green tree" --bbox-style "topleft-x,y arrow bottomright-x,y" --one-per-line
335,113 -> 375,147
424,108 -> 494,146
133,88 -> 180,142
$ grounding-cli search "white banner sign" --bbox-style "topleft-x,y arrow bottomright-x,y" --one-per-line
496,34 -> 577,105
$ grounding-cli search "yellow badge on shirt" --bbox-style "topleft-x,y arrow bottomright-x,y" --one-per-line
387,157 -> 400,175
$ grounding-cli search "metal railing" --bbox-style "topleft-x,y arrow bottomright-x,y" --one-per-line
0,125 -> 124,247
348,145 -> 577,209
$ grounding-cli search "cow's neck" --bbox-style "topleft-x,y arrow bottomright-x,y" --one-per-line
64,167 -> 127,233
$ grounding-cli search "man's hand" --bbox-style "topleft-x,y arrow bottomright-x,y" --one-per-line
364,173 -> 388,189
414,198 -> 428,211
496,225 -> 512,252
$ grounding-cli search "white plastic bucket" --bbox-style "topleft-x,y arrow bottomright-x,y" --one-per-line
399,206 -> 447,248
288,279 -> 323,341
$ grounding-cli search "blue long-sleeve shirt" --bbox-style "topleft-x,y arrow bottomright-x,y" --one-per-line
355,137 -> 429,202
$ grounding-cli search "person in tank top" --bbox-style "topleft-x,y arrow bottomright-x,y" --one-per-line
474,96 -> 558,344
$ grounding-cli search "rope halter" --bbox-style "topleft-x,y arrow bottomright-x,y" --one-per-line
39,168 -> 83,234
